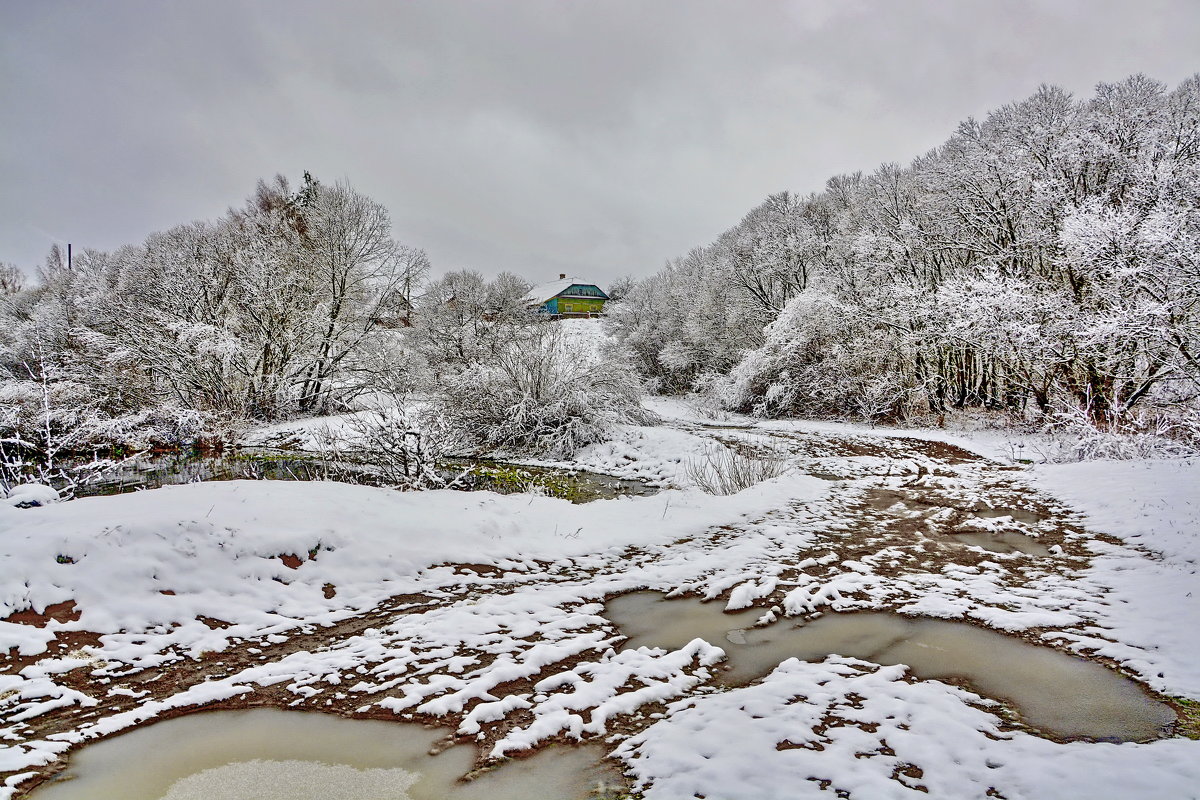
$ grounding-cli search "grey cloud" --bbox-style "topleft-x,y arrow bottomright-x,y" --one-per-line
3,0 -> 1198,285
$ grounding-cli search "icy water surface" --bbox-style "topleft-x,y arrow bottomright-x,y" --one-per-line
606,592 -> 1175,742
72,451 -> 330,497
30,709 -> 621,800
951,530 -> 1053,556
973,505 -> 1046,525
866,489 -> 1052,556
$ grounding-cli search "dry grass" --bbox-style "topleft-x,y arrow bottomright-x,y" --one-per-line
687,442 -> 788,495
1174,697 -> 1200,740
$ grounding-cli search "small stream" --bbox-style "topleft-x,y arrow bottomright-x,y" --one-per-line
71,452 -> 332,498
69,450 -> 656,504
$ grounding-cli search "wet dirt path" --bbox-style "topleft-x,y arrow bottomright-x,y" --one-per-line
3,422 -> 1191,798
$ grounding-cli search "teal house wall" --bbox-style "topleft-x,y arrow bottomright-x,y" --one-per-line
524,276 -> 609,317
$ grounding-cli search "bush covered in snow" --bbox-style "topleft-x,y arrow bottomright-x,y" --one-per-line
0,369 -> 215,493
718,293 -> 918,422
433,322 -> 656,458
1036,404 -> 1200,462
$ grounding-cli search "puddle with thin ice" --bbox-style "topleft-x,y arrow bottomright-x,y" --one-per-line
952,530 -> 1052,556
29,709 -> 622,800
606,591 -> 1174,743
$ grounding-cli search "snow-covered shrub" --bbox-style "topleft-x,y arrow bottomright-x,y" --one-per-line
0,375 -> 111,490
1038,403 -> 1200,462
605,246 -> 766,395
0,377 -> 103,444
685,374 -> 734,422
91,406 -> 218,450
686,442 -> 788,495
351,330 -> 430,405
0,376 -> 216,453
0,366 -> 221,496
433,324 -> 656,458
333,406 -> 466,490
719,293 -> 916,422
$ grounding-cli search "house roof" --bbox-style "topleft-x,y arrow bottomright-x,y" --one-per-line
522,277 -> 609,305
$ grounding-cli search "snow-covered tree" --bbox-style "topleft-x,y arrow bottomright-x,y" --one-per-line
612,72 -> 1200,439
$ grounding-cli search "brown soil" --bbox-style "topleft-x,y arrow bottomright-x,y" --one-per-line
1,426 -> 1180,799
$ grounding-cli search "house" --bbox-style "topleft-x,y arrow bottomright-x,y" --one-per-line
370,288 -> 415,328
523,274 -> 610,317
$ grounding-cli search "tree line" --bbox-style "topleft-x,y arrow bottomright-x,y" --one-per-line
5,72 -> 1196,482
608,73 -> 1200,444
2,174 -> 426,441
0,173 -> 649,488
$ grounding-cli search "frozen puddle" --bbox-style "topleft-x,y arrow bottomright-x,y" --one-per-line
607,592 -> 1174,742
952,530 -> 1052,556
30,709 -> 620,800
867,490 -> 1051,556
973,505 -> 1046,525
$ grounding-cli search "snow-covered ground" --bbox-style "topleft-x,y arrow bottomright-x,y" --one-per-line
646,395 -> 1038,463
658,399 -> 1200,694
620,411 -> 1200,799
0,477 -> 816,663
1031,459 -> 1200,695
3,401 -> 1199,799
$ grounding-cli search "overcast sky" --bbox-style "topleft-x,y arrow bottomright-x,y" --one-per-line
3,1 -> 1198,285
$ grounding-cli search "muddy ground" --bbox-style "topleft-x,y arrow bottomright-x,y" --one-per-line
3,424 -> 1193,798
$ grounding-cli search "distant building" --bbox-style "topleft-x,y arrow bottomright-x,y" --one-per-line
523,274 -> 610,317
370,289 -> 415,328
